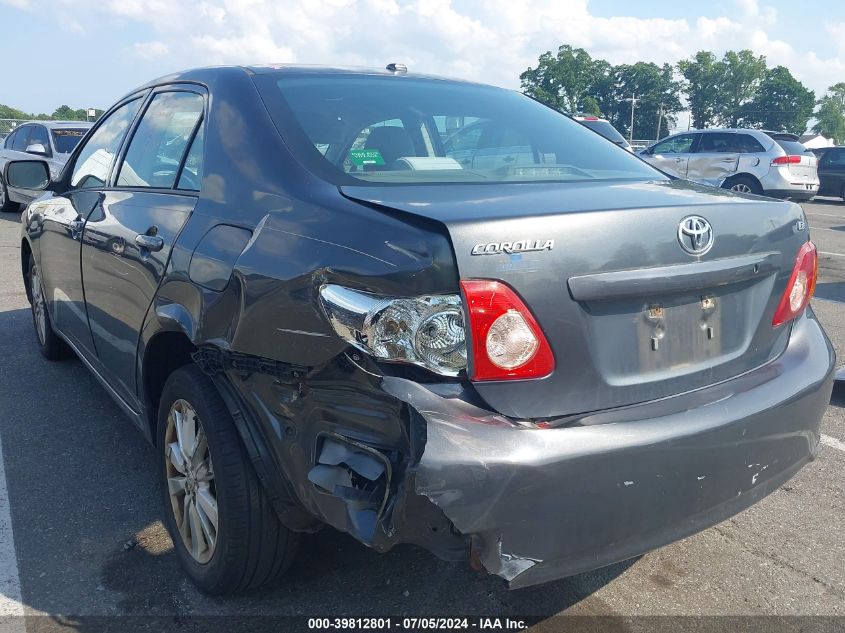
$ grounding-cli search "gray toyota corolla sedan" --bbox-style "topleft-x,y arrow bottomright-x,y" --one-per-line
5,64 -> 834,594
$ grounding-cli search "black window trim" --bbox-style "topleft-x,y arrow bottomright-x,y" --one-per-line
174,116 -> 204,192
110,83 -> 208,197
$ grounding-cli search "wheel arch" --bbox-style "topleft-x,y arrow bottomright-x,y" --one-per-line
723,172 -> 763,192
141,328 -> 197,444
20,238 -> 33,302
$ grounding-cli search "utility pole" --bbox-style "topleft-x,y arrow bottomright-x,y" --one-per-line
656,103 -> 664,141
623,94 -> 639,142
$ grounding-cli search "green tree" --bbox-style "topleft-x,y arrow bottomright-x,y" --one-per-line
739,66 -> 814,132
0,104 -> 31,120
715,50 -> 767,127
677,51 -> 722,129
612,62 -> 683,140
814,83 -> 845,144
51,104 -> 84,121
520,45 -> 608,113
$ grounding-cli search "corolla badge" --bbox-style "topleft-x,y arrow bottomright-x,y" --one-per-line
471,239 -> 554,256
677,216 -> 714,255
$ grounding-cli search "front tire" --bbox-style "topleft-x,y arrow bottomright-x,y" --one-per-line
28,255 -> 68,360
723,175 -> 762,195
157,365 -> 299,594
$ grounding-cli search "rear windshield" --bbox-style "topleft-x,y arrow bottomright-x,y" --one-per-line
51,128 -> 88,154
774,139 -> 811,156
255,74 -> 663,185
578,119 -> 628,146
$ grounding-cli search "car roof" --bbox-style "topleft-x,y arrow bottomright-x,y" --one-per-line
13,121 -> 93,129
133,63 -> 488,95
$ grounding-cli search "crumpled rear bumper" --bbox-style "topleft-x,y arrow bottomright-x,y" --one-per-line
383,310 -> 834,588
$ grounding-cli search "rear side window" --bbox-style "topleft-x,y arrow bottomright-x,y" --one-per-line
11,127 -> 30,151
4,129 -> 17,149
71,99 -> 143,189
51,128 -> 88,154
117,91 -> 204,189
734,134 -> 765,153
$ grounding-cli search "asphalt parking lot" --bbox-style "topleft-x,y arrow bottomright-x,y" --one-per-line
0,199 -> 844,632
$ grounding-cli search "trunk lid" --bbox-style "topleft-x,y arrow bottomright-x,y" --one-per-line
786,153 -> 818,181
341,179 -> 806,419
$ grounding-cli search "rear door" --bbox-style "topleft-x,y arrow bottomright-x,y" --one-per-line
818,148 -> 845,197
643,133 -> 698,178
80,87 -> 205,405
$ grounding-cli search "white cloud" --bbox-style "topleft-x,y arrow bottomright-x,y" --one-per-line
132,41 -> 170,59
7,0 -> 844,97
0,0 -> 29,7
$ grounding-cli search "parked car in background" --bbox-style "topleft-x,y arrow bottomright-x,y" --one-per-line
6,65 -> 833,595
817,146 -> 845,200
571,115 -> 633,151
810,147 -> 832,160
639,129 -> 819,200
0,121 -> 92,212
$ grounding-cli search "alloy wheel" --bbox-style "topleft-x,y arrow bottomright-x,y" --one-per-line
730,183 -> 752,193
165,399 -> 218,564
30,263 -> 47,346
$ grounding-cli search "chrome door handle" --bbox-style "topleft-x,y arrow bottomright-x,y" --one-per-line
69,219 -> 84,233
135,234 -> 164,252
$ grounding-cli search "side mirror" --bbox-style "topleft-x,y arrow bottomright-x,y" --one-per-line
5,159 -> 51,191
25,143 -> 49,156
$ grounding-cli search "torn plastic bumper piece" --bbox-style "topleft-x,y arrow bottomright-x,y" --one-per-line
308,434 -> 392,543
382,312 -> 834,589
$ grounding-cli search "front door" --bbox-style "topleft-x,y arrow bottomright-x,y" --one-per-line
33,97 -> 145,356
645,133 -> 698,179
80,89 -> 205,405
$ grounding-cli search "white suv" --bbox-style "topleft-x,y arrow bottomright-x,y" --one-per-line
639,129 -> 819,200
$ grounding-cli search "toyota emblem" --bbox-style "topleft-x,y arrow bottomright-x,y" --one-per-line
677,216 -> 714,255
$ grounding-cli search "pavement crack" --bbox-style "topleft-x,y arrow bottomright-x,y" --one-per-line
713,524 -> 845,598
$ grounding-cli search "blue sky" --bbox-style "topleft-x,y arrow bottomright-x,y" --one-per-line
1,0 -> 843,119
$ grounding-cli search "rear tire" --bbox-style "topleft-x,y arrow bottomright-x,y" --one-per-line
157,365 -> 299,594
0,175 -> 18,213
723,175 -> 762,195
28,255 -> 69,360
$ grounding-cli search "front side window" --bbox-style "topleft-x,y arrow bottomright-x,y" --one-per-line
117,91 -> 204,189
254,75 -> 663,185
27,125 -> 50,153
652,134 -> 696,155
822,149 -> 845,167
71,98 -> 143,189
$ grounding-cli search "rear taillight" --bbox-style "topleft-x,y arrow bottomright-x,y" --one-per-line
771,155 -> 802,166
461,280 -> 554,381
772,241 -> 817,327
